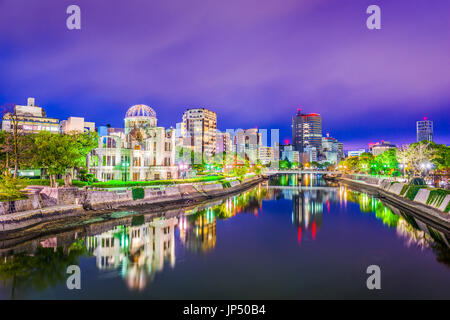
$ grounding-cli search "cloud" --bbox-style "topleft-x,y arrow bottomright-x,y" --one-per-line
0,0 -> 449,147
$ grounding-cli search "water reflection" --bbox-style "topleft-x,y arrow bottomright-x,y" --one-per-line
0,174 -> 448,299
85,218 -> 177,291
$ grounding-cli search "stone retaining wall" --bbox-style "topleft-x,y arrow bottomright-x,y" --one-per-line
361,177 -> 449,215
0,176 -> 264,220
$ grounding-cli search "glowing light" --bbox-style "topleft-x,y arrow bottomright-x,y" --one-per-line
312,221 -> 316,240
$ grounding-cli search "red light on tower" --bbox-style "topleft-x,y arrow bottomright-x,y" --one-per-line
423,117 -> 428,121
284,138 -> 290,145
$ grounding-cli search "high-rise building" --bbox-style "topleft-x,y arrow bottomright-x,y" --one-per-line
230,128 -> 263,164
416,118 -> 433,142
216,131 -> 232,154
337,143 -> 344,162
292,109 -> 322,156
259,146 -> 278,165
181,108 -> 217,160
1,97 -> 60,133
321,134 -> 340,164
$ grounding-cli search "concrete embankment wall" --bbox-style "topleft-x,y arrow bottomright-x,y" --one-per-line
340,174 -> 450,228
0,176 -> 264,232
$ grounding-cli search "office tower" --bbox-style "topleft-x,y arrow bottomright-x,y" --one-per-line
416,118 -> 433,142
292,109 -> 322,154
181,108 -> 217,159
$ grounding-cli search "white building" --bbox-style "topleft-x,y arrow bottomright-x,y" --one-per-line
61,116 -> 95,134
88,104 -> 178,181
216,131 -> 232,154
370,141 -> 396,156
347,149 -> 366,157
301,145 -> 317,163
321,135 -> 340,164
1,97 -> 60,133
181,108 -> 217,161
259,146 -> 277,165
280,145 -> 300,163
231,128 -> 263,164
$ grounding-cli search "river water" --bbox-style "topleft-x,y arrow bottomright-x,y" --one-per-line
0,174 -> 449,299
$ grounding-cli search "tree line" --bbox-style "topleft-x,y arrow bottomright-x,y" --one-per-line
338,141 -> 449,177
0,130 -> 98,188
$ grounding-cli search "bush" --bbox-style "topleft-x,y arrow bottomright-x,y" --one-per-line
24,179 -> 88,188
132,187 -> 145,200
0,175 -> 28,201
410,177 -> 426,185
71,180 -> 89,187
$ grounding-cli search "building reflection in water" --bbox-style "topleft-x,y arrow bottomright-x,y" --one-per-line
271,186 -> 338,243
85,217 -> 177,291
179,185 -> 269,253
0,178 -> 449,298
179,209 -> 216,253
270,175 -> 449,251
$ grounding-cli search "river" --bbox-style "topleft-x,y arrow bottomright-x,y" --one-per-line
0,174 -> 449,299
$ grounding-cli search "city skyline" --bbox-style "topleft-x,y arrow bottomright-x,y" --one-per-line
1,0 -> 449,150
0,96 -> 444,152
0,0 -> 449,303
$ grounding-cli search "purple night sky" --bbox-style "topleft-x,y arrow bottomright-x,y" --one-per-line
0,0 -> 449,150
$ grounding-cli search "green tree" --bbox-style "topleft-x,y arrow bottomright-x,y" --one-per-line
428,142 -> 449,171
358,152 -> 374,173
373,149 -> 398,176
32,132 -> 98,187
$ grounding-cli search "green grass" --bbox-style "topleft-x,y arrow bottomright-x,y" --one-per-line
400,185 -> 409,196
404,185 -> 426,201
221,181 -> 231,188
23,175 -> 228,189
426,189 -> 450,207
25,179 -> 88,187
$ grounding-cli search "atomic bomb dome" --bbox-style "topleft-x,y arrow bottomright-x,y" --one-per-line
124,104 -> 157,133
125,104 -> 156,119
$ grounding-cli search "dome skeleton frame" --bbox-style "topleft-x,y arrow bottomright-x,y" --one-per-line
125,104 -> 156,119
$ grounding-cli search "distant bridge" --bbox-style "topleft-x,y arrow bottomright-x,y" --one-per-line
265,170 -> 338,175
